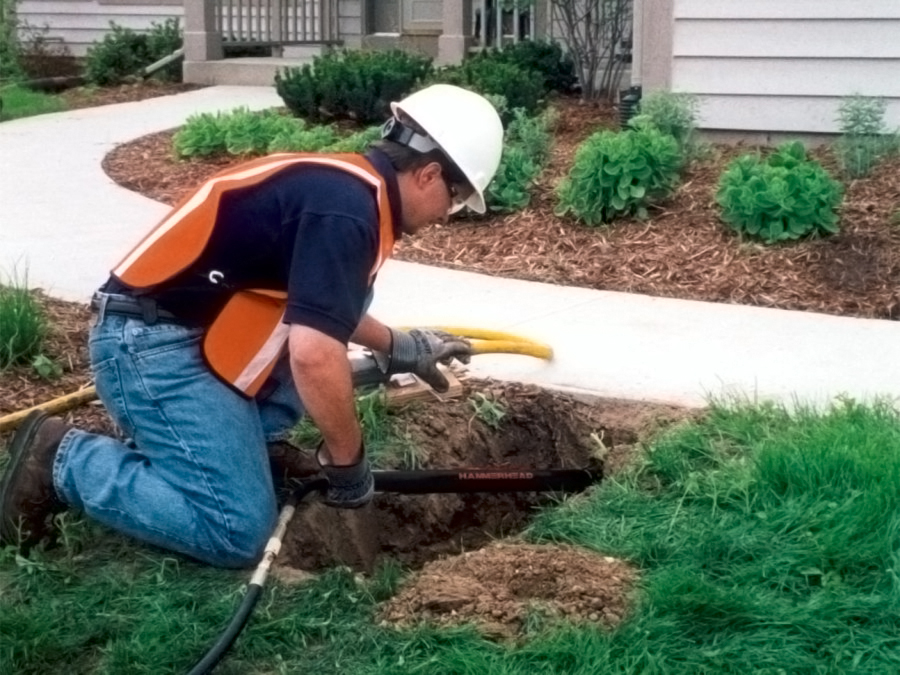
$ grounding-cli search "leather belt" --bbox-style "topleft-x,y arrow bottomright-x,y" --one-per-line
91,293 -> 180,324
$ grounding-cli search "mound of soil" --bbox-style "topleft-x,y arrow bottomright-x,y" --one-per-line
378,541 -> 637,639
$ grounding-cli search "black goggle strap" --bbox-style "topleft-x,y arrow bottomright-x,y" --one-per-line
381,117 -> 439,154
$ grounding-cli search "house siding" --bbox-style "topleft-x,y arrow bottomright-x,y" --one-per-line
19,1 -> 183,57
644,0 -> 900,134
19,0 -> 363,57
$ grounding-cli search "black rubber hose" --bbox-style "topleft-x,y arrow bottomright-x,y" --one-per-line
186,479 -> 327,675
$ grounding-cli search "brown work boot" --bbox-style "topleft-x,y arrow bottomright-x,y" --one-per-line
0,411 -> 71,550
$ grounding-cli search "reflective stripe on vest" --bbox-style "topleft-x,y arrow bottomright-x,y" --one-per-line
111,154 -> 397,397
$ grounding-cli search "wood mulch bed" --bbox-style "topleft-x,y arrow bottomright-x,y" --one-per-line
102,95 -> 900,321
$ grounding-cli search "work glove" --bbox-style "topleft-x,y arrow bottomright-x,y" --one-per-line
380,328 -> 472,393
316,444 -> 374,509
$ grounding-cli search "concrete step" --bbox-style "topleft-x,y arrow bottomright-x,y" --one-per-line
183,56 -> 316,87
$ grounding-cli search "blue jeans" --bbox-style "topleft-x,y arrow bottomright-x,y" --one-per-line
53,303 -> 304,568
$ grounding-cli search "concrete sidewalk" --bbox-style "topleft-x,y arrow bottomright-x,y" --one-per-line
3,85 -> 900,410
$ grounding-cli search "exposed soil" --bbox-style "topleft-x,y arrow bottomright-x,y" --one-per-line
279,382 -> 691,573
377,542 -> 638,639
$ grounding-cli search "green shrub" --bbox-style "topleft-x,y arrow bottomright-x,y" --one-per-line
472,39 -> 577,94
715,141 -> 844,243
275,49 -> 432,124
433,59 -> 544,122
320,125 -> 382,154
174,107 -> 381,158
629,90 -> 699,161
833,95 -> 900,179
0,0 -> 25,82
144,18 -> 182,82
485,107 -> 554,212
555,125 -> 681,225
0,277 -> 47,370
85,19 -> 183,86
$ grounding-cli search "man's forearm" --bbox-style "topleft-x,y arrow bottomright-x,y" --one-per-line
351,314 -> 393,353
288,326 -> 362,466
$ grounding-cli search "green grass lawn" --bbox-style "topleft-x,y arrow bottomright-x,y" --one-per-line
0,84 -> 66,122
4,398 -> 900,674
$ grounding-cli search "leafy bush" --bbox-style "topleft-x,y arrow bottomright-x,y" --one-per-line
715,141 -> 844,243
275,49 -> 432,124
555,125 -> 681,225
0,276 -> 47,370
433,59 -> 545,122
174,107 -> 381,158
85,19 -> 183,86
472,39 -> 577,94
833,95 -> 900,179
629,90 -> 699,162
486,107 -> 554,212
0,0 -> 25,82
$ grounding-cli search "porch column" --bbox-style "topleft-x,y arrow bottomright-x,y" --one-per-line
184,0 -> 224,62
437,0 -> 472,66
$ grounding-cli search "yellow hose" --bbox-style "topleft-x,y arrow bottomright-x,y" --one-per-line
469,339 -> 553,360
405,326 -> 554,361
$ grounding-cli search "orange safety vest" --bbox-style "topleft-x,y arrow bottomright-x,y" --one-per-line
111,153 -> 398,397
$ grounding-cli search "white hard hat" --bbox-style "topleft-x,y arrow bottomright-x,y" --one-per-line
389,84 -> 504,214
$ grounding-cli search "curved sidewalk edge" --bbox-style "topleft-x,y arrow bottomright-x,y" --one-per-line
1,86 -> 283,302
4,85 -> 900,410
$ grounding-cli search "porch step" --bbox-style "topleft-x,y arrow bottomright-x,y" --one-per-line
183,56 -> 317,87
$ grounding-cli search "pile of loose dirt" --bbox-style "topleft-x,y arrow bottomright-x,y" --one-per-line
377,541 -> 637,639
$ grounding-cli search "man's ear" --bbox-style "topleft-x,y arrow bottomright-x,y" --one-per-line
416,161 -> 443,189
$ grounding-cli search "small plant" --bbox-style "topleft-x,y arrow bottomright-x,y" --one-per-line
628,90 -> 699,162
31,353 -> 62,380
833,95 -> 899,179
486,107 -> 554,212
716,141 -> 844,244
555,125 -> 682,225
0,275 -> 47,370
174,108 -> 380,158
84,19 -> 182,86
276,49 -> 432,124
469,392 -> 506,430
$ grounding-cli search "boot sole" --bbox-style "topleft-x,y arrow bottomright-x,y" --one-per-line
0,410 -> 50,544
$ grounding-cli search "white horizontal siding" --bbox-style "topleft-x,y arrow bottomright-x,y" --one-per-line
698,95 -> 900,135
19,1 -> 182,56
673,58 -> 900,98
677,0 -> 900,21
666,0 -> 900,134
674,20 -> 900,59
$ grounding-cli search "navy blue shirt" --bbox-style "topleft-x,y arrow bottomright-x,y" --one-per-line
109,150 -> 402,345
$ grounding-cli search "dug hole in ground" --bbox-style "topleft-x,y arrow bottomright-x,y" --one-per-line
276,376 -> 695,640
